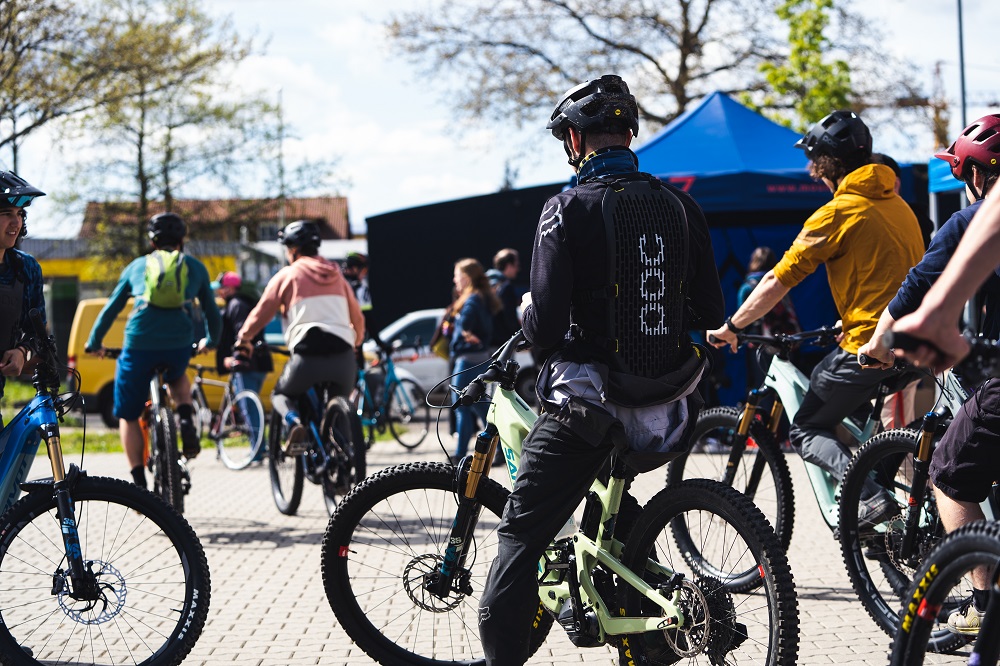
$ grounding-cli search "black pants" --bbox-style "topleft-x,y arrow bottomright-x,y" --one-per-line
478,412 -> 640,666
789,347 -> 895,483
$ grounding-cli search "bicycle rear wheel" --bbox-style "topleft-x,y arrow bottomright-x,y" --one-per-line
839,429 -> 964,653
666,406 -> 795,556
321,462 -> 552,666
192,384 -> 212,441
320,396 -> 367,515
0,475 -> 211,666
217,389 -> 266,470
889,520 -> 999,665
267,409 -> 303,515
151,405 -> 184,514
386,378 -> 431,449
621,479 -> 799,666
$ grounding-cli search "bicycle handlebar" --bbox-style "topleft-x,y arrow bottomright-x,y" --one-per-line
452,330 -> 525,408
886,330 -> 1000,384
709,325 -> 842,353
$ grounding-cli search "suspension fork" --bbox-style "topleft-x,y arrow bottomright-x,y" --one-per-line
723,388 -> 777,496
51,463 -> 96,598
898,412 -> 943,563
428,424 -> 499,598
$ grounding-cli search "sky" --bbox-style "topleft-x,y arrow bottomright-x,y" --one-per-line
16,0 -> 1000,238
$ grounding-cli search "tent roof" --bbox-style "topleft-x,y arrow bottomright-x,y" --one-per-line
929,157 -> 963,193
635,91 -> 811,178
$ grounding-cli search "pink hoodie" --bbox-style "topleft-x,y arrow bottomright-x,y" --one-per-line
239,256 -> 365,350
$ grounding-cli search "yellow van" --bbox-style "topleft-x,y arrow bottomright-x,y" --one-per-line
67,298 -> 286,428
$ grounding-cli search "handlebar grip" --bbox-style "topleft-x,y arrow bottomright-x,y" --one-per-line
456,380 -> 487,407
707,334 -> 720,345
857,353 -> 874,367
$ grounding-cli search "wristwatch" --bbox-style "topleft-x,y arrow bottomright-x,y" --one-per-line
725,316 -> 744,334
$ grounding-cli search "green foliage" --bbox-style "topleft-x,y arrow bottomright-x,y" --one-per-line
743,0 -> 851,131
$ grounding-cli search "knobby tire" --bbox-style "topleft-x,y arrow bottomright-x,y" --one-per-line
321,462 -> 552,666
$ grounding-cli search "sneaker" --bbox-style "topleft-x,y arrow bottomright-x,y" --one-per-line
283,423 -> 309,456
179,418 -> 201,459
948,595 -> 987,635
857,489 -> 897,531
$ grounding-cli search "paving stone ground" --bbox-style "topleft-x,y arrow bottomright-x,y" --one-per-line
29,428 -> 955,666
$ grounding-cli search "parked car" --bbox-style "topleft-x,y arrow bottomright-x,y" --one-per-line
365,308 -> 538,404
66,298 -> 289,428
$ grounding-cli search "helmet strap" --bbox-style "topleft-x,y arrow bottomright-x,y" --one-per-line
564,131 -> 585,168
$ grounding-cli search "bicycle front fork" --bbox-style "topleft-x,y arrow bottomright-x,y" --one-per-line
50,465 -> 99,601
426,424 -> 499,599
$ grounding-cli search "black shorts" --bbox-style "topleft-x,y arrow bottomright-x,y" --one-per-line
930,379 -> 1000,503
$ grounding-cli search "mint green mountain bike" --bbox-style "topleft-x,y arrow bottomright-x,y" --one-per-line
321,332 -> 799,665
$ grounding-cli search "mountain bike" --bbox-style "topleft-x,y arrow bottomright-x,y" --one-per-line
321,331 -> 799,666
886,332 -> 1000,665
189,362 -> 266,469
267,346 -> 366,516
673,325 -> 918,549
353,335 -> 431,449
98,346 -> 190,514
838,364 -> 974,653
0,309 -> 211,666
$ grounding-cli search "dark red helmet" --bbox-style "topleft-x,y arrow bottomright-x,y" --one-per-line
935,114 -> 1000,180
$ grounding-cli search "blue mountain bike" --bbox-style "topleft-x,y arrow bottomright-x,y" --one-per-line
0,310 -> 211,666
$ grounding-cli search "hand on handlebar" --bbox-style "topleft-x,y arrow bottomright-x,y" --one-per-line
706,324 -> 739,353
0,347 -> 25,377
85,345 -> 107,360
856,337 -> 895,370
890,310 -> 970,374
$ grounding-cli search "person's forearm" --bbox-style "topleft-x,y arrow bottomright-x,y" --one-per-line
728,271 -> 790,329
871,307 -> 897,345
920,195 -> 1000,320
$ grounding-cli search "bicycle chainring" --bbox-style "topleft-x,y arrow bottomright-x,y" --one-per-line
885,511 -> 939,574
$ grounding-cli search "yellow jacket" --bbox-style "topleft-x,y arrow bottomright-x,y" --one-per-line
773,164 -> 923,354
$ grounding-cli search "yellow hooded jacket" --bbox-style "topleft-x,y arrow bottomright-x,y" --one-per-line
772,163 -> 923,354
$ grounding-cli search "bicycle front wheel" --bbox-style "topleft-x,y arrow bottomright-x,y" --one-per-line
0,475 -> 211,666
839,429 -> 965,653
666,406 -> 795,554
621,479 -> 799,666
386,378 -> 431,449
267,410 -> 304,515
151,406 -> 184,514
320,396 -> 367,515
889,520 -> 1000,665
321,461 -> 553,666
217,389 -> 266,470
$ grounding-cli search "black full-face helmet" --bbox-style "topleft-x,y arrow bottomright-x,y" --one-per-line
278,220 -> 321,252
794,110 -> 872,161
0,171 -> 45,209
147,212 -> 187,246
546,74 -> 640,142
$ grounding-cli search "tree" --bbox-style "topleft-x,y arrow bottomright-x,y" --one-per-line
68,0 -> 260,256
386,0 -> 784,133
741,0 -> 850,131
0,1 -> 118,170
387,0 -> 925,143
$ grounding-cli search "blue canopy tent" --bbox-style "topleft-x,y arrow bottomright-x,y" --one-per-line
633,92 -> 923,405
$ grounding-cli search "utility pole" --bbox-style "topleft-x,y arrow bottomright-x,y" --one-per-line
958,0 -> 967,127
277,89 -> 287,229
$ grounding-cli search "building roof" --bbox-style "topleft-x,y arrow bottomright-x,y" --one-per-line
78,197 -> 350,240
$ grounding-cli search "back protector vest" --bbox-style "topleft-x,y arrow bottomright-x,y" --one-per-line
571,173 -> 690,378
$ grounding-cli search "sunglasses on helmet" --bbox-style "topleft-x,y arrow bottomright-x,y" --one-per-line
4,195 -> 33,208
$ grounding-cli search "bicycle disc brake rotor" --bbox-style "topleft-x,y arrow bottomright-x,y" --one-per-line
55,561 -> 127,625
403,554 -> 464,612
664,580 -> 711,657
884,512 -> 935,574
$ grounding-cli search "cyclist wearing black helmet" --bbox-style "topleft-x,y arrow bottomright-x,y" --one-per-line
236,220 -> 365,454
478,75 -> 724,666
87,212 -> 221,488
0,171 -> 47,419
709,110 -> 923,522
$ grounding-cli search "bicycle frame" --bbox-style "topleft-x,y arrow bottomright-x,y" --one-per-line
740,343 -> 968,530
438,336 -> 696,641
0,391 -> 62,512
355,349 -> 413,429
